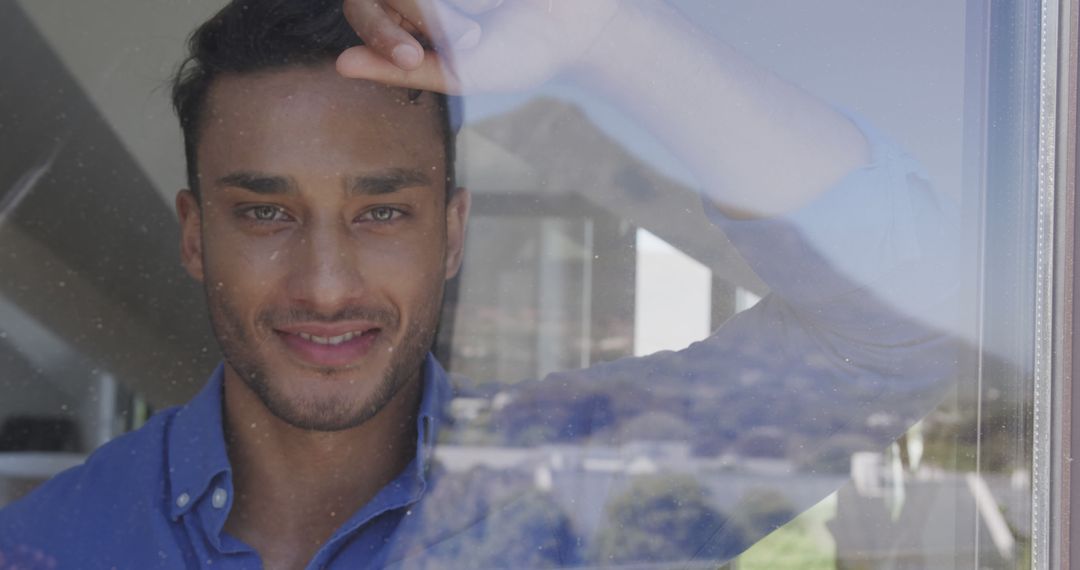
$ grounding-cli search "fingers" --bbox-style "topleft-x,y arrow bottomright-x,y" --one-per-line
336,46 -> 463,94
383,1 -> 482,51
342,0 -> 425,69
342,0 -> 481,70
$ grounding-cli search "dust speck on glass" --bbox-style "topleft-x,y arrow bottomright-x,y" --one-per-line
0,0 -> 1055,569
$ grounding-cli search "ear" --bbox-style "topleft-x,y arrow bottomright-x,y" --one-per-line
444,187 -> 471,279
176,189 -> 206,283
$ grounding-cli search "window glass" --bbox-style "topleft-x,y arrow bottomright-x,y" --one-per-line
0,0 -> 1054,568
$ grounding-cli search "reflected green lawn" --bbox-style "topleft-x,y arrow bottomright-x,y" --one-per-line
735,493 -> 837,570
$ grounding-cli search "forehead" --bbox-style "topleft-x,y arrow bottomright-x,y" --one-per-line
197,63 -> 444,183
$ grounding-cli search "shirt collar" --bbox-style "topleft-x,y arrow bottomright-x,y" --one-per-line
165,355 -> 452,521
414,354 -> 450,482
166,362 -> 230,521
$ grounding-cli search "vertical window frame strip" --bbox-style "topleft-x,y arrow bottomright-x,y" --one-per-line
1034,0 -> 1059,563
1036,0 -> 1075,567
1064,0 -> 1080,565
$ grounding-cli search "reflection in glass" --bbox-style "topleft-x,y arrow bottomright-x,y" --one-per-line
0,0 -> 1051,568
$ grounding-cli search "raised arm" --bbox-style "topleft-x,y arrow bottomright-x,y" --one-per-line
334,0 -> 870,219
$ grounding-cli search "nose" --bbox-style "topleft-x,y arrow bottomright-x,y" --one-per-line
286,221 -> 364,316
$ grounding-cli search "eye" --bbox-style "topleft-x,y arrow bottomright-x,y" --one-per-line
361,206 -> 404,223
242,205 -> 291,222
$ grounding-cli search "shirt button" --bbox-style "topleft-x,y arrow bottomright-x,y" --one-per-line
211,487 -> 228,509
176,493 -> 191,508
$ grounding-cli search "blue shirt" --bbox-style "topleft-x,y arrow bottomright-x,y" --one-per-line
0,356 -> 452,569
0,118 -> 962,569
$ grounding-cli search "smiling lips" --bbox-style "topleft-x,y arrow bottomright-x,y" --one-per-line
296,331 -> 361,345
275,324 -> 383,367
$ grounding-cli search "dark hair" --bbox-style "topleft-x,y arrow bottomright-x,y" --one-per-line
171,0 -> 460,199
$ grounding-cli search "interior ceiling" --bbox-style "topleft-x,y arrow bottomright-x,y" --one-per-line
1,1 -> 216,406
13,0 -> 226,203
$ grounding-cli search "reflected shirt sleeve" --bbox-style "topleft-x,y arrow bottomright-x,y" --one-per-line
541,113 -> 961,446
703,112 -> 962,396
712,113 -> 960,331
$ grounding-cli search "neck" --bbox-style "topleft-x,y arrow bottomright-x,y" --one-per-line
221,365 -> 423,568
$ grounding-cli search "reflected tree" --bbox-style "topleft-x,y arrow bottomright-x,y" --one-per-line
591,474 -> 746,565
400,467 -> 580,568
467,491 -> 580,568
730,488 -> 798,539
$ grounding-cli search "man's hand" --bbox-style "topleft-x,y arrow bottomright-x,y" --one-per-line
336,0 -> 618,94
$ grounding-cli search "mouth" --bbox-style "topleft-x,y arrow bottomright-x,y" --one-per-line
274,326 -> 382,368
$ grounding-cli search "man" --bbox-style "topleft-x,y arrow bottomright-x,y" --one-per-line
0,0 -> 959,568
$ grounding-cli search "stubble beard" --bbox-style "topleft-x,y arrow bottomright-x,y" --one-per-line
205,282 -> 443,432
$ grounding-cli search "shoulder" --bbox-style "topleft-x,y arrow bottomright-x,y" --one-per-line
0,408 -> 179,550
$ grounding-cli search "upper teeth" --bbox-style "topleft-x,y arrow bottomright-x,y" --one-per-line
298,331 -> 358,345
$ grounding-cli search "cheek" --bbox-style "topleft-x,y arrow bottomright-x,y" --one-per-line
373,241 -> 445,282
366,237 -> 447,293
201,230 -> 290,298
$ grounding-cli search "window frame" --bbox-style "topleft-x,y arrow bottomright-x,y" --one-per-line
1064,0 -> 1080,564
1050,0 -> 1078,566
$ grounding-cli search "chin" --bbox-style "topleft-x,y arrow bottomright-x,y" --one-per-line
249,362 -> 411,432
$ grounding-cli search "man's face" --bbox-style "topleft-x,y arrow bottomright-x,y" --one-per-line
176,63 -> 468,431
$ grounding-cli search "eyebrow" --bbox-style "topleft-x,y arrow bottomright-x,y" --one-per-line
216,172 -> 297,195
214,168 -> 433,197
346,168 -> 432,196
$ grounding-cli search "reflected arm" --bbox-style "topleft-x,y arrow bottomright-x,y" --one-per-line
578,2 -> 871,219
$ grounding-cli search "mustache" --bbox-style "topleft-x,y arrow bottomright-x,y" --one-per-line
256,305 -> 399,329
